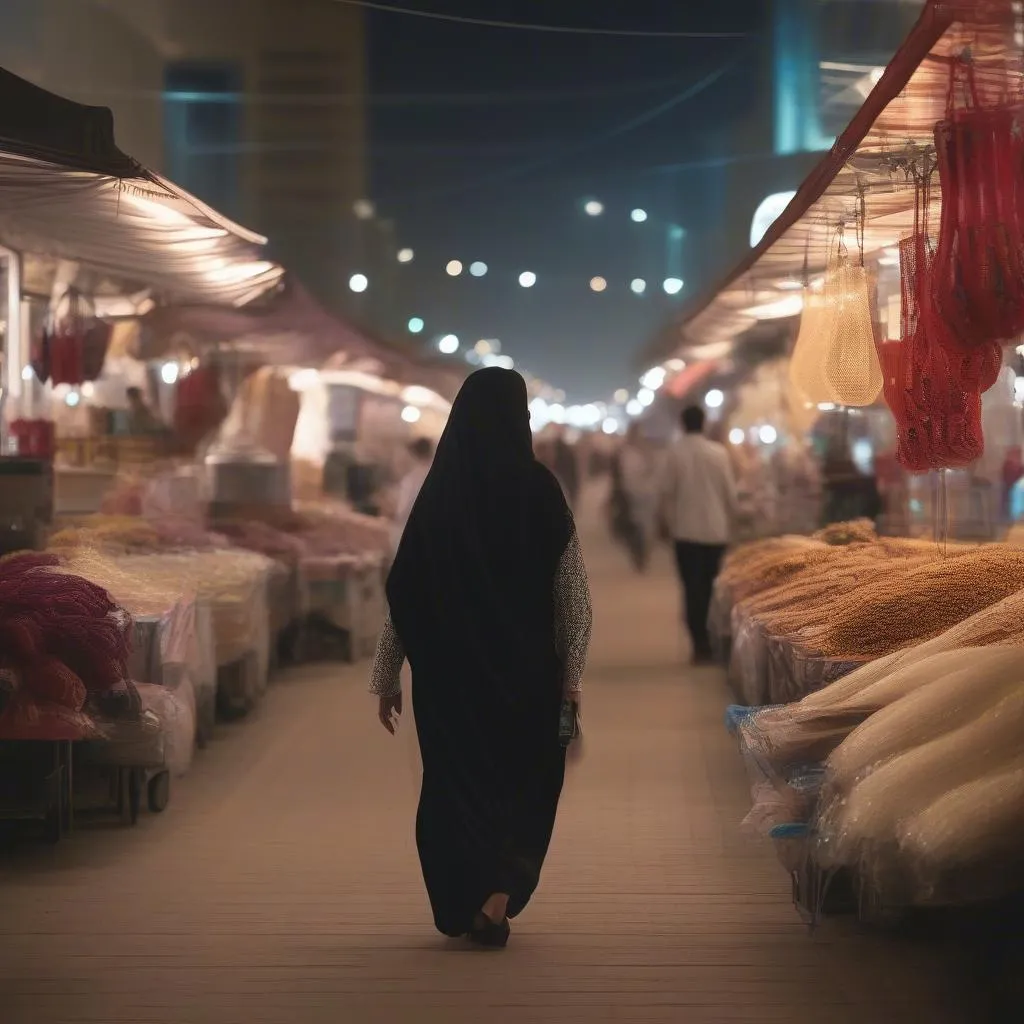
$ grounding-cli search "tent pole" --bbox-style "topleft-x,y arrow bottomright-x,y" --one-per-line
0,246 -> 24,448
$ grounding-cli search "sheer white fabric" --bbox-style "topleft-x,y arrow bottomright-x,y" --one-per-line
370,528 -> 592,698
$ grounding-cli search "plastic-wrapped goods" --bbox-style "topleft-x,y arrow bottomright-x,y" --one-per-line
827,647 -> 1024,792
743,647 -> 1004,774
819,684 -> 1024,877
898,758 -> 1024,904
0,693 -> 98,740
136,681 -> 195,777
729,614 -> 771,707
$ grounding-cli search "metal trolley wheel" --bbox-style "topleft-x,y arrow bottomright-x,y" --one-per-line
147,771 -> 170,814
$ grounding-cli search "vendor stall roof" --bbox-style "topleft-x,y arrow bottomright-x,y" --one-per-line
647,0 -> 1008,365
0,67 -> 284,307
140,280 -> 384,367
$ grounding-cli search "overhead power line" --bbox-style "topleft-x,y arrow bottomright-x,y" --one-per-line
390,44 -> 753,204
330,0 -> 749,38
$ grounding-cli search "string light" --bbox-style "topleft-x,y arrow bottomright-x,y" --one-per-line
469,261 -> 488,277
663,277 -> 684,295
630,278 -> 646,295
630,208 -> 648,223
407,316 -> 425,333
397,248 -> 415,263
518,270 -> 537,288
583,199 -> 604,216
446,260 -> 464,276
589,276 -> 607,292
438,334 -> 460,354
348,272 -> 369,292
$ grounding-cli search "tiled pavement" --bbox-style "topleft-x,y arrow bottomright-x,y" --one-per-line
0,503 -> 961,1023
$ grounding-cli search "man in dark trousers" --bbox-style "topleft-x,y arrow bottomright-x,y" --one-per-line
659,405 -> 738,664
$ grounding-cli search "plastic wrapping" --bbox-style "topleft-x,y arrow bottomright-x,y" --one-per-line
818,683 -> 1024,893
136,681 -> 195,777
728,613 -> 770,707
898,758 -> 1024,905
825,647 -> 1024,793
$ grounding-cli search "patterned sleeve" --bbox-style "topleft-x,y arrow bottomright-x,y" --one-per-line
369,611 -> 405,697
554,526 -> 592,695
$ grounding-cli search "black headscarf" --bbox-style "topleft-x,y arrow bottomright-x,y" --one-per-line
386,367 -> 572,691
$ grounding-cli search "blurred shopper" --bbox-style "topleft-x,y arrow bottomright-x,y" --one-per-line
617,424 -> 658,572
551,430 -> 580,508
660,405 -> 737,664
370,368 -> 592,948
126,386 -> 160,434
390,437 -> 434,553
822,440 -> 882,526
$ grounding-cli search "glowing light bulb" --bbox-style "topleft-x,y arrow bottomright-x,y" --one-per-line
518,271 -> 537,288
438,334 -> 460,355
348,273 -> 368,293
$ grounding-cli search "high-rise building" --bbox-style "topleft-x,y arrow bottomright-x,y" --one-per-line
0,0 -> 370,318
774,0 -> 925,153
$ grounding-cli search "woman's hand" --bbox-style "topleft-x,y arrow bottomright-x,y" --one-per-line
378,692 -> 403,734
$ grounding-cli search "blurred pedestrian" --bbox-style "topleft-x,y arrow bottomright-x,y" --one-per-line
618,424 -> 658,572
659,405 -> 737,664
370,368 -> 592,948
390,436 -> 434,553
551,429 -> 580,508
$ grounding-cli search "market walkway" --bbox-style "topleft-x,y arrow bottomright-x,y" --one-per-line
0,496 -> 961,1023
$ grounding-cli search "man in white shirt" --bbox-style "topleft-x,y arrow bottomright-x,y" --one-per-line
391,437 -> 434,554
659,405 -> 737,664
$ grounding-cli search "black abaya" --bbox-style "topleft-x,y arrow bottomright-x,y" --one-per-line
379,368 -> 591,937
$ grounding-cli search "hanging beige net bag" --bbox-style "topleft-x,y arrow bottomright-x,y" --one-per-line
788,282 -> 837,405
822,244 -> 884,407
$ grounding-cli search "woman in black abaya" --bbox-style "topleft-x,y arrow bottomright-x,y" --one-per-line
370,368 -> 592,948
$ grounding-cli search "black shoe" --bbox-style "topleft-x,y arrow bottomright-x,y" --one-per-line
468,913 -> 511,949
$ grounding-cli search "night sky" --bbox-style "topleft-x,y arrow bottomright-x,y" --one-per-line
365,0 -> 768,401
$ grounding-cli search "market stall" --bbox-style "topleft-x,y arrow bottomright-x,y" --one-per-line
658,0 -> 1024,930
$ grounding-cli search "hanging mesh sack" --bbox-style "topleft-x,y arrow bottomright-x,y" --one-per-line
892,207 -> 998,471
822,251 -> 884,406
788,284 -> 837,405
933,55 -> 1024,346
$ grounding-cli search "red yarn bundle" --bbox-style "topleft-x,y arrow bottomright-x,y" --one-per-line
0,553 -> 133,741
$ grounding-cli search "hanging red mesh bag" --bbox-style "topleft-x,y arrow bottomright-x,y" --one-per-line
933,55 -> 1024,346
883,183 -> 1000,473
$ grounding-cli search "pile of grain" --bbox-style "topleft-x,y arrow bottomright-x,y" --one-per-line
797,546 -> 1024,659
